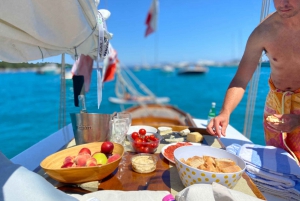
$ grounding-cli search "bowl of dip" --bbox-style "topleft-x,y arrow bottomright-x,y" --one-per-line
131,153 -> 158,173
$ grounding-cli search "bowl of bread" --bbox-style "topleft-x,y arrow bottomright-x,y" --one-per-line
174,145 -> 245,189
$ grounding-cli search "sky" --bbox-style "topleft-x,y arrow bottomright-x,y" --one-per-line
33,0 -> 275,66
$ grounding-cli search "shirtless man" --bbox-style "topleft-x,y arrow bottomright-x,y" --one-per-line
207,0 -> 300,162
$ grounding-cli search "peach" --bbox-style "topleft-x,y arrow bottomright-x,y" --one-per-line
75,153 -> 91,167
61,161 -> 74,168
86,157 -> 97,167
63,155 -> 75,165
107,153 -> 121,163
78,147 -> 91,155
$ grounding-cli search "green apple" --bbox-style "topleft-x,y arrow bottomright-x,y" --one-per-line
92,152 -> 108,165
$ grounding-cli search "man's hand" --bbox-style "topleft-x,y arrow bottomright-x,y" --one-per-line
206,112 -> 229,138
266,114 -> 300,132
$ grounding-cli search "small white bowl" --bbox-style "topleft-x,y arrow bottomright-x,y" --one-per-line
127,125 -> 157,135
131,153 -> 158,173
174,145 -> 245,189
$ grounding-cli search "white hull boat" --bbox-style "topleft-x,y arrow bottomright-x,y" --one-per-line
0,0 -> 295,201
108,96 -> 170,105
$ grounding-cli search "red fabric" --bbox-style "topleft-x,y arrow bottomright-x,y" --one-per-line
144,0 -> 157,37
145,12 -> 154,37
103,47 -> 118,82
71,54 -> 93,92
103,59 -> 118,82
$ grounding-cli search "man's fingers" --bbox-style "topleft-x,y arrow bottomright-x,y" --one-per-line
213,127 -> 220,138
207,126 -> 216,135
221,126 -> 226,137
206,118 -> 227,138
273,114 -> 282,118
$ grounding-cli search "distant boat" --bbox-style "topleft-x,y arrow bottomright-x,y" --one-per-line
36,64 -> 60,75
177,65 -> 208,75
161,65 -> 174,73
109,96 -> 170,105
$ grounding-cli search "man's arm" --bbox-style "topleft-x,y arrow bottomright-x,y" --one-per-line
206,27 -> 265,137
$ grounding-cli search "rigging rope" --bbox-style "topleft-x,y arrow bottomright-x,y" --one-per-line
243,0 -> 270,139
58,53 -> 66,130
113,63 -> 163,112
114,63 -> 157,99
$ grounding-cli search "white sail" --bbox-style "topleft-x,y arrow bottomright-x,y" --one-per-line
0,0 -> 105,63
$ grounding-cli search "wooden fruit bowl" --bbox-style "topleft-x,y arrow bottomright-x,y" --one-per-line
40,142 -> 124,184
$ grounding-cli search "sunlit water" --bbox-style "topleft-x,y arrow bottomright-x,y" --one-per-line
0,66 -> 270,158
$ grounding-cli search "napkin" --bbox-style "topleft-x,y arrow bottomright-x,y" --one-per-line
69,190 -> 170,201
254,181 -> 300,201
175,183 -> 264,201
0,152 -> 78,201
246,165 -> 295,188
226,143 -> 300,179
226,143 -> 300,200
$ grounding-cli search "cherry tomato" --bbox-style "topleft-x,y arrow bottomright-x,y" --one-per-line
154,137 -> 160,142
139,146 -> 145,153
149,134 -> 156,141
131,132 -> 139,140
134,138 -> 143,148
143,146 -> 150,153
150,142 -> 157,148
153,141 -> 159,148
144,135 -> 150,142
139,128 -> 146,136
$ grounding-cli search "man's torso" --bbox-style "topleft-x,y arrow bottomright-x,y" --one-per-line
261,13 -> 300,91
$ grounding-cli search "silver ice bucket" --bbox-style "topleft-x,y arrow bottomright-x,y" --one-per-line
70,113 -> 112,145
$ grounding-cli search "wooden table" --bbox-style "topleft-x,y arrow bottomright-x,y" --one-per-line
41,133 -> 266,200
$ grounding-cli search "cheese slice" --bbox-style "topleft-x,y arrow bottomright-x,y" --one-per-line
165,138 -> 184,143
186,132 -> 203,143
179,128 -> 190,136
158,127 -> 172,135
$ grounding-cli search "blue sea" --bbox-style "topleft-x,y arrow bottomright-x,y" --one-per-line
0,66 -> 270,159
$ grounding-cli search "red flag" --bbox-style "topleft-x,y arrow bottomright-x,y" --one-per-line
103,45 -> 118,82
145,0 -> 158,37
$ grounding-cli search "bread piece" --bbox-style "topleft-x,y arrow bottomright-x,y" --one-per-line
202,156 -> 219,172
186,132 -> 203,143
215,158 -> 236,169
198,163 -> 219,172
203,156 -> 216,167
219,165 -> 242,173
188,156 -> 204,168
180,158 -> 186,164
266,115 -> 281,123
182,155 -> 241,173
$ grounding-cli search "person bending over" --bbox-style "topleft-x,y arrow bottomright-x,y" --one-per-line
207,0 -> 300,162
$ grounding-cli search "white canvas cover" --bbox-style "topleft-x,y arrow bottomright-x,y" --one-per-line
0,0 -> 102,63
